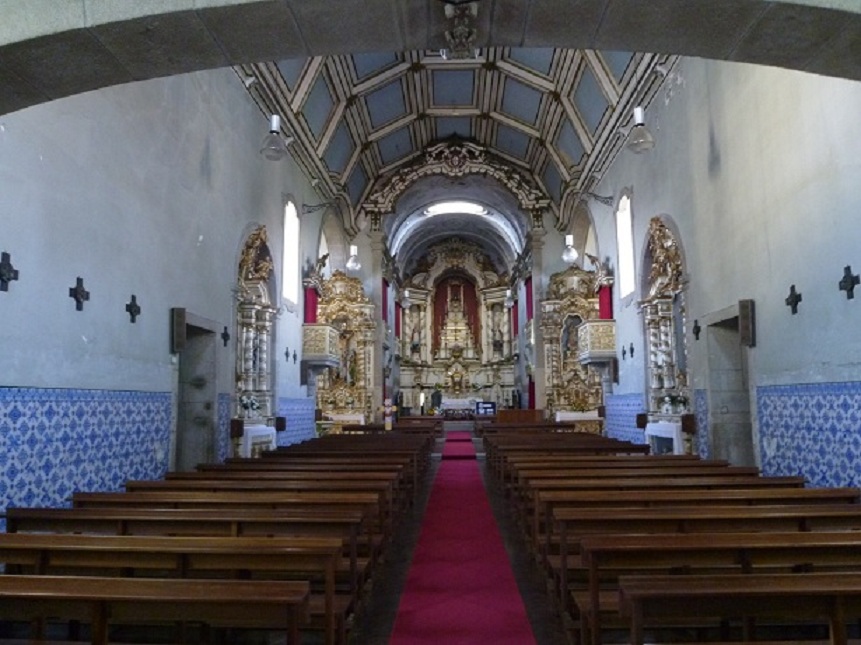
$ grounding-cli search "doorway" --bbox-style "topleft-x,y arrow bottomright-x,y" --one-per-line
176,324 -> 217,471
706,316 -> 755,466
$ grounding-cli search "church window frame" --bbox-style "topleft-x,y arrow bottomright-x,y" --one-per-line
616,194 -> 636,299
281,200 -> 300,307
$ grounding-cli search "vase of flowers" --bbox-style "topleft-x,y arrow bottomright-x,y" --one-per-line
661,394 -> 688,415
239,393 -> 261,416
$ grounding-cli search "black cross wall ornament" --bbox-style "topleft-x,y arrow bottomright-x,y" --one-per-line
125,295 -> 141,323
285,347 -> 290,362
0,252 -> 19,292
221,326 -> 231,347
785,284 -> 802,315
692,320 -> 702,340
839,265 -> 859,300
68,277 -> 90,311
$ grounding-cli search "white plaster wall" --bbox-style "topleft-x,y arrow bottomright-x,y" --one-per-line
595,57 -> 861,393
0,67 -> 319,399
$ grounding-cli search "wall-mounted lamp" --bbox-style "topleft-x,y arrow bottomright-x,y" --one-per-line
629,342 -> 635,358
400,288 -> 411,309
504,288 -> 514,309
562,234 -> 579,264
260,114 -> 294,161
346,244 -> 361,271
627,106 -> 655,154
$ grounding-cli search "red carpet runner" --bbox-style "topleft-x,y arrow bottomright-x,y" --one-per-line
389,431 -> 536,645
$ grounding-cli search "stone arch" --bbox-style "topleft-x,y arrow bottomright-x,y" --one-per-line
1,2 -> 859,117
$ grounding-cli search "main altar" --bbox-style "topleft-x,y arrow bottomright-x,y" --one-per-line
398,239 -> 515,414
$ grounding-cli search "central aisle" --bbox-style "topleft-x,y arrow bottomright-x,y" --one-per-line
389,431 -> 537,645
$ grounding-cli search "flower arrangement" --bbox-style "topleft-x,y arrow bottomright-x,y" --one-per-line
240,393 -> 261,413
663,394 -> 688,407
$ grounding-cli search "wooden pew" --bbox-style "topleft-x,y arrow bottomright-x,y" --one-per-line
618,572 -> 861,645
0,575 -> 309,645
579,531 -> 861,645
5,506 -> 367,596
533,486 -> 861,550
0,533 -> 343,645
549,506 -> 861,637
123,476 -> 401,527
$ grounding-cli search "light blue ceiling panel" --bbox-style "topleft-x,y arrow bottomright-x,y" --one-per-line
602,51 -> 634,83
276,58 -> 306,90
556,120 -> 585,168
432,70 -> 474,106
347,163 -> 368,207
508,48 -> 554,76
542,159 -> 563,204
366,80 -> 407,130
572,65 -> 608,134
353,52 -> 399,79
304,73 -> 334,140
435,117 -> 471,139
501,76 -> 542,125
378,126 -> 414,166
496,123 -> 530,160
323,122 -> 354,175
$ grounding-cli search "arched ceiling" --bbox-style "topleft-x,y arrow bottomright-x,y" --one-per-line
243,46 -> 666,269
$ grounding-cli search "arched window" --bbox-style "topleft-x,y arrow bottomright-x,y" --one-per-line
615,195 -> 635,298
282,201 -> 300,304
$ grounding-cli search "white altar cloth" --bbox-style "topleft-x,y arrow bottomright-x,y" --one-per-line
441,397 -> 479,410
241,424 -> 277,458
644,420 -> 684,455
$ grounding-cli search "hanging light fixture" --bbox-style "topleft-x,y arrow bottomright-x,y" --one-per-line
562,234 -> 579,264
627,106 -> 655,154
345,244 -> 361,271
260,114 -> 293,161
504,288 -> 515,309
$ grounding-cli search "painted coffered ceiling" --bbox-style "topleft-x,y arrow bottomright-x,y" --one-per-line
240,44 -> 672,272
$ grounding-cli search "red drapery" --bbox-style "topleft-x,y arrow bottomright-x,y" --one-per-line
303,287 -> 318,324
598,285 -> 613,319
432,276 -> 480,351
528,376 -> 535,409
511,300 -> 519,337
395,302 -> 402,338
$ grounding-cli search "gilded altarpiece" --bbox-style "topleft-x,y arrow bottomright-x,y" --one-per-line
540,265 -> 605,420
314,270 -> 377,424
399,239 -> 515,412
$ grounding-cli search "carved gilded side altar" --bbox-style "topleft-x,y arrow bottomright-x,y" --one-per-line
539,263 -> 609,421
641,217 -> 690,453
314,270 -> 377,426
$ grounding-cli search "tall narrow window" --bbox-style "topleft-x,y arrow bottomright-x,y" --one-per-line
282,201 -> 300,303
615,195 -> 635,298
